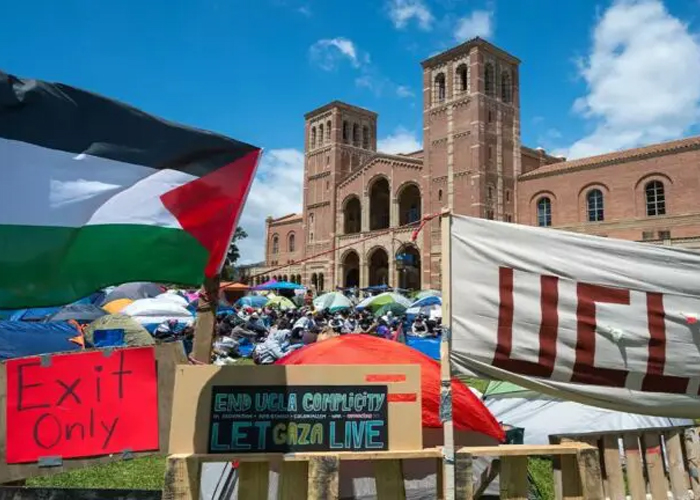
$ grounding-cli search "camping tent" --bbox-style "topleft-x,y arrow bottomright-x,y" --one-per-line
121,298 -> 194,332
0,321 -> 82,359
47,304 -> 107,323
483,381 -> 693,446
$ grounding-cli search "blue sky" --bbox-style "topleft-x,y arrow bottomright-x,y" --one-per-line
3,0 -> 700,262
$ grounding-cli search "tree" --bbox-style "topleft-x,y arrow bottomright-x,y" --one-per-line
222,227 -> 248,280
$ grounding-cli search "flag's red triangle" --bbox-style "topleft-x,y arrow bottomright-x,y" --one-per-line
160,149 -> 261,276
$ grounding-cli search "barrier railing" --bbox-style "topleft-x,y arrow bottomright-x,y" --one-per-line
161,442 -> 604,500
551,425 -> 700,500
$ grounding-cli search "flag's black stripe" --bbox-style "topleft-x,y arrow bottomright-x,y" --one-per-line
0,71 -> 259,176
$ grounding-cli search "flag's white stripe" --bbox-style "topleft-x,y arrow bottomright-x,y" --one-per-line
0,137 -> 196,228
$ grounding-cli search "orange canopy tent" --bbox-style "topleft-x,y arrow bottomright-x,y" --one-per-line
277,334 -> 504,442
221,282 -> 250,291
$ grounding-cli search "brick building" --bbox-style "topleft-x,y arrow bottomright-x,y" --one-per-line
247,37 -> 700,292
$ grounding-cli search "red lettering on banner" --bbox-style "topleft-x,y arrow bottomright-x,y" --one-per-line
495,267 -> 559,377
643,293 -> 689,394
572,284 -> 630,387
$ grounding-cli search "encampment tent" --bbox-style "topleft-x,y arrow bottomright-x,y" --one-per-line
0,321 -> 82,359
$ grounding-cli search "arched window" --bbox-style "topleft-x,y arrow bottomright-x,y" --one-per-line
272,235 -> 279,254
342,121 -> 349,143
438,189 -> 443,202
645,181 -> 666,216
310,127 -> 316,148
456,64 -> 468,93
326,120 -> 332,141
501,71 -> 512,103
311,273 -> 318,289
586,189 -> 604,222
487,185 -> 494,202
362,126 -> 370,149
288,233 -> 295,252
484,63 -> 495,97
434,73 -> 446,103
319,273 -> 324,292
352,123 -> 360,146
318,124 -> 324,146
537,197 -> 552,227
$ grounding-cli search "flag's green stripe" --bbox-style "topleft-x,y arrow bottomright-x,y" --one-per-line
0,224 -> 209,308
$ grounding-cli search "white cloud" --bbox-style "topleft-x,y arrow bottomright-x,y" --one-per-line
309,37 -> 361,71
454,10 -> 493,41
387,0 -> 434,30
378,127 -> 422,154
237,149 -> 304,263
396,85 -> 415,98
564,0 -> 700,159
297,5 -> 311,16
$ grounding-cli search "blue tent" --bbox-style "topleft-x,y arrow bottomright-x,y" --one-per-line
235,296 -> 269,308
9,306 -> 62,322
0,321 -> 81,360
256,281 -> 304,291
410,295 -> 442,308
47,304 -> 107,323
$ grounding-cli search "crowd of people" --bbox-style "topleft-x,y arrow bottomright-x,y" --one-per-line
207,294 -> 443,365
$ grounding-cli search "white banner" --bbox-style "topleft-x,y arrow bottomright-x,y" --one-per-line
450,215 -> 700,418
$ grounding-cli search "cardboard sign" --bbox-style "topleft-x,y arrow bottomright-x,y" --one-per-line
5,347 -> 159,463
169,364 -> 422,455
208,385 -> 389,453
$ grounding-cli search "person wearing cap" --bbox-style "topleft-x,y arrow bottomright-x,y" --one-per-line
292,310 -> 316,340
412,314 -> 428,337
329,314 -> 344,333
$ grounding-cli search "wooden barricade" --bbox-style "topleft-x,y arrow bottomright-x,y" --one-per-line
551,425 -> 700,500
161,442 -> 604,499
0,342 -> 187,484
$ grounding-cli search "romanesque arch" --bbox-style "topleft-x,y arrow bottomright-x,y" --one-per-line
341,249 -> 360,288
343,195 -> 362,234
397,182 -> 421,225
396,244 -> 421,291
369,176 -> 390,230
367,246 -> 389,286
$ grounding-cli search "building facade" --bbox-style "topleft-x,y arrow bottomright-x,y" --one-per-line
248,37 -> 700,292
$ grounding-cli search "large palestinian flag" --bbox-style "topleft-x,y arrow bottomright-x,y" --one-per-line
0,71 -> 261,308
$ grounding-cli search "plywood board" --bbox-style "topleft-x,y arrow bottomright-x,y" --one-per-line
168,364 -> 422,455
0,343 -> 186,483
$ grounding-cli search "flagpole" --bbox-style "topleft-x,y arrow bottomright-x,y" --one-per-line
191,274 -> 220,363
440,211 -> 455,500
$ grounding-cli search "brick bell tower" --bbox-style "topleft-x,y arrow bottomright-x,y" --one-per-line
302,101 -> 377,289
420,37 -> 521,288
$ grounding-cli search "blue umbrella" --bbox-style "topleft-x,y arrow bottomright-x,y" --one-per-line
410,295 -> 442,308
256,281 -> 304,291
235,295 -> 269,308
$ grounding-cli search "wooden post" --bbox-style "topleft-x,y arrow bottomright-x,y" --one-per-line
576,448 -> 605,500
374,459 -> 406,500
162,455 -> 200,500
454,451 -> 473,500
602,435 -> 625,500
192,275 -> 220,363
561,454 -> 584,500
685,428 -> 700,497
280,462 -> 309,500
308,456 -> 340,500
664,431 -> 689,498
238,461 -> 269,500
500,456 -> 528,500
440,212 -> 455,500
623,435 -> 646,500
643,433 -> 669,500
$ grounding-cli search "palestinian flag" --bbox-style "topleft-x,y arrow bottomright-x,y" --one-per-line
0,71 -> 261,308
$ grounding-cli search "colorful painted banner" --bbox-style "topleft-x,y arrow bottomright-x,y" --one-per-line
5,347 -> 159,463
208,385 -> 389,453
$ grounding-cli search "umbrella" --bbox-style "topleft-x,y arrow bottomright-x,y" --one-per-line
410,295 -> 442,308
278,335 -> 504,439
252,279 -> 277,290
267,295 -> 296,310
413,289 -> 441,300
235,295 -> 269,308
374,303 -> 407,317
102,298 -> 134,314
84,314 -> 154,347
47,304 -> 107,323
406,304 -> 442,320
356,292 -> 412,312
256,280 -> 304,291
313,292 -> 352,313
222,282 -> 250,291
156,292 -> 189,307
102,282 -> 163,304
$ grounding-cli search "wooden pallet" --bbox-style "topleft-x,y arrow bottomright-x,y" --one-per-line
161,443 -> 604,500
552,425 -> 700,500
